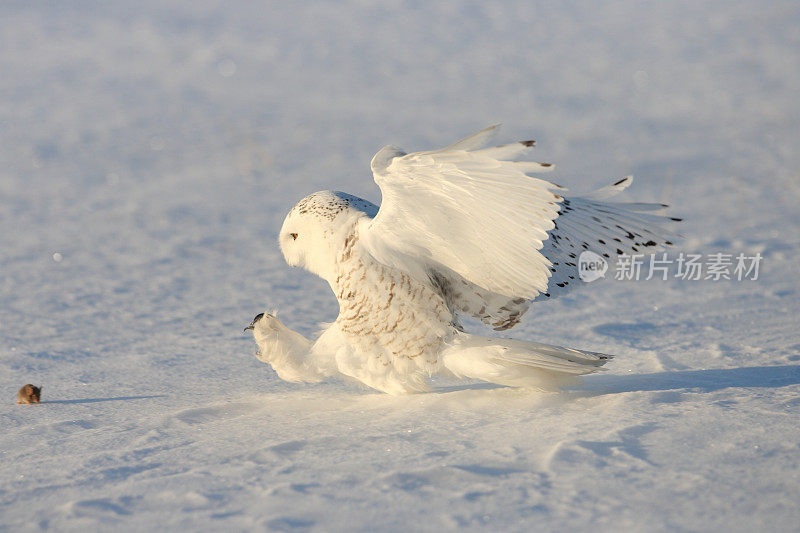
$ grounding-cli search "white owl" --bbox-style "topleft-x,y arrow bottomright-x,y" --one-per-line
246,126 -> 678,394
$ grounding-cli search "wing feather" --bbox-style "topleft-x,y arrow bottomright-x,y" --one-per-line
363,133 -> 562,298
472,140 -> 536,161
360,126 -> 680,327
438,124 -> 501,152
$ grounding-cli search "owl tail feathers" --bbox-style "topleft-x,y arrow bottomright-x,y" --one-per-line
441,333 -> 613,390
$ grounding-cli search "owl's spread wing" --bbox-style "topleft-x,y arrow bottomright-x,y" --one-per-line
359,125 -> 679,328
361,125 -> 561,297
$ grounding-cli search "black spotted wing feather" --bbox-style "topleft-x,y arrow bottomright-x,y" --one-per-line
533,192 -> 680,302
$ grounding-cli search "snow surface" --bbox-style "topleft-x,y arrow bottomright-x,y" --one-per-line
2,0 -> 800,531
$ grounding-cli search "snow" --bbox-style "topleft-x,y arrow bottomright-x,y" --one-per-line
1,0 -> 799,530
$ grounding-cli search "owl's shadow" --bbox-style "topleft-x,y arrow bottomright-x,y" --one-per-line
432,364 -> 800,396
576,364 -> 800,397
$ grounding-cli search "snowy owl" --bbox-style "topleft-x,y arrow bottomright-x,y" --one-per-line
246,126 -> 678,394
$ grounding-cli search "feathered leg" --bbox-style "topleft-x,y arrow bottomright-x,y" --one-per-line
246,312 -> 329,383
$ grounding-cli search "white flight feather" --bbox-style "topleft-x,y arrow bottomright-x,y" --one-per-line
362,125 -> 563,299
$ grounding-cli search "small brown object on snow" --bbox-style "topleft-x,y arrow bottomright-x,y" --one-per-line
17,384 -> 42,404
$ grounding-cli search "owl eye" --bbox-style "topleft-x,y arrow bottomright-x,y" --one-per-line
289,233 -> 298,240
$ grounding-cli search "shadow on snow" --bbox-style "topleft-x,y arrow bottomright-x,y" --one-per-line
41,395 -> 167,405
579,365 -> 800,395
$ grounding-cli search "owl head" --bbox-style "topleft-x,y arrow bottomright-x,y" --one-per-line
279,190 -> 378,281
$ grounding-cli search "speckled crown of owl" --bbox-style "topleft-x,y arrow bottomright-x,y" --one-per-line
279,191 -> 378,282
